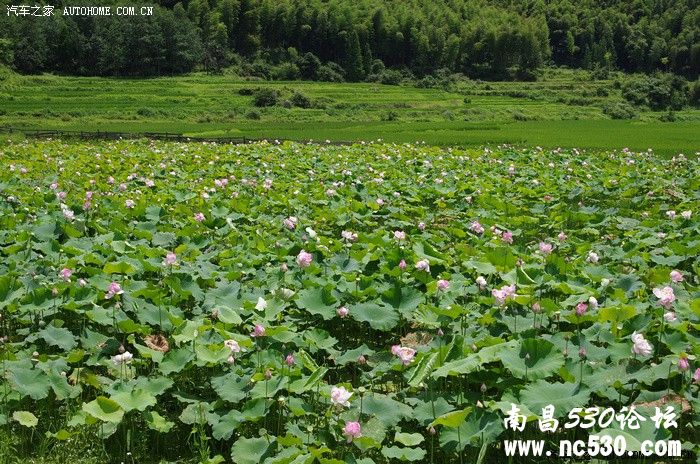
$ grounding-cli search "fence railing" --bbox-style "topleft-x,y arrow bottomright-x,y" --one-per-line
0,126 -> 355,146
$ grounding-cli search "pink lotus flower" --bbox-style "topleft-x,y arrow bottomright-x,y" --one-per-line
532,302 -> 541,313
501,231 -> 513,244
376,198 -> 384,206
588,297 -> 598,309
470,221 -> 484,235
653,286 -> 675,309
85,191 -> 93,200
476,276 -> 487,290
415,259 -> 430,272
681,210 -> 692,220
224,339 -> 241,353
663,311 -> 677,322
61,206 -> 75,221
341,230 -> 357,242
392,346 -> 416,365
78,278 -> 87,287
50,182 -> 58,190
194,212 -> 205,222
492,284 -> 516,306
678,357 -> 689,371
283,217 -> 297,230
285,354 -> 295,366
538,242 -> 553,255
251,324 -> 266,338
163,252 -> 177,266
337,306 -> 349,318
59,268 -> 72,282
418,222 -> 426,231
575,302 -> 588,316
107,176 -> 115,184
57,191 -> 67,200
331,386 -> 353,407
398,259 -> 407,270
631,332 -> 653,357
343,421 -> 362,442
586,251 -> 599,263
394,230 -> 406,241
670,270 -> 683,283
296,250 -> 313,268
666,210 -> 676,219
112,351 -> 133,365
437,279 -> 450,291
557,231 -> 567,242
693,368 -> 700,383
105,281 -> 123,299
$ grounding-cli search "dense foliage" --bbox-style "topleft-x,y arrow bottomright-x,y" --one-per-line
0,140 -> 698,462
0,0 -> 698,79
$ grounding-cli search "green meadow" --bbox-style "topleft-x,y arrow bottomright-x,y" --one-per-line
1,68 -> 698,153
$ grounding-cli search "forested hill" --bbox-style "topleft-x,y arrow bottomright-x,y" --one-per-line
1,0 -> 697,79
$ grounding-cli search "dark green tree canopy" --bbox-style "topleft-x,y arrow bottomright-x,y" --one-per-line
0,0 -> 697,79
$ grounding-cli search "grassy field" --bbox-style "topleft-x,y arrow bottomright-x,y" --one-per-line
1,67 -> 698,153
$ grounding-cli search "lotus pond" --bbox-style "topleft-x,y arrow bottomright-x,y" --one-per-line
0,139 -> 698,463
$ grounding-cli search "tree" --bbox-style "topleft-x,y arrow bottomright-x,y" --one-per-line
296,52 -> 321,79
13,20 -> 46,73
344,29 -> 364,81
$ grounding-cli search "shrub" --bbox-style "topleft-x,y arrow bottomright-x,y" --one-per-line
622,73 -> 688,110
506,90 -> 529,99
270,63 -> 300,80
659,110 -> 676,122
415,76 -> 438,88
290,91 -> 312,109
246,109 -> 261,120
241,60 -> 272,79
591,66 -> 610,80
238,87 -> 256,96
378,69 -> 404,85
317,63 -> 345,82
137,107 -> 155,117
691,79 -> 700,107
296,53 -> 321,80
253,88 -> 279,107
369,59 -> 385,75
602,102 -> 637,119
381,110 -> 398,121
